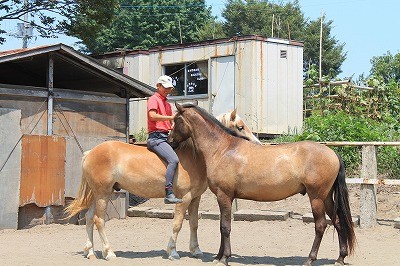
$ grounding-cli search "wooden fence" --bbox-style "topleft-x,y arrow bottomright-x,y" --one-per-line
318,141 -> 400,228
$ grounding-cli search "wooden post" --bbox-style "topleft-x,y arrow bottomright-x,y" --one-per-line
359,145 -> 377,228
45,53 -> 54,225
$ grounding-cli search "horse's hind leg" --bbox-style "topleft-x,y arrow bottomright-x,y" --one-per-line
166,199 -> 190,260
94,196 -> 116,260
304,197 -> 328,266
324,193 -> 348,266
83,202 -> 97,259
187,196 -> 203,257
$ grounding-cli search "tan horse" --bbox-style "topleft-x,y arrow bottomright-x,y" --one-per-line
168,102 -> 356,266
65,140 -> 208,261
64,109 -> 256,262
216,109 -> 261,144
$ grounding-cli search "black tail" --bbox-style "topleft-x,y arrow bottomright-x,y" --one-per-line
333,153 -> 356,255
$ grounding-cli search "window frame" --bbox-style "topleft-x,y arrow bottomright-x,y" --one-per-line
164,61 -> 209,100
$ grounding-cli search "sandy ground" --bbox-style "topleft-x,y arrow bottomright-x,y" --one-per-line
0,215 -> 399,266
0,185 -> 399,266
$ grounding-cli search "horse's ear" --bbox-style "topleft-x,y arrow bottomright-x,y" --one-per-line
193,100 -> 198,106
175,102 -> 184,112
230,108 -> 237,121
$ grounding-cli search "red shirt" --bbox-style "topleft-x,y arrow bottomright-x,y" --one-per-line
147,92 -> 173,133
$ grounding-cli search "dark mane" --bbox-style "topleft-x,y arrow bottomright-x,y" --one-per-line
181,103 -> 250,141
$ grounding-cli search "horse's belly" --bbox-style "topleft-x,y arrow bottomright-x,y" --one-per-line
236,183 -> 305,202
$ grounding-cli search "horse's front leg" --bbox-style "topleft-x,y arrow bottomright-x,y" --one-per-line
214,192 -> 233,266
187,195 -> 203,257
83,203 -> 97,259
94,197 -> 116,260
166,198 -> 190,260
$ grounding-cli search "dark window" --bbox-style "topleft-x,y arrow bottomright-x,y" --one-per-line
165,61 -> 208,97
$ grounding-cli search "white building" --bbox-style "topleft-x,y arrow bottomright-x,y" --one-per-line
95,35 -> 304,137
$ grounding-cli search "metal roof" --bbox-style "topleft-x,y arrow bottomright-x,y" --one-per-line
0,43 -> 154,98
91,35 -> 304,58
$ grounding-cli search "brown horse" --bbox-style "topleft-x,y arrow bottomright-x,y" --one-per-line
65,140 -> 208,261
64,111 -> 254,262
168,102 -> 356,266
216,109 -> 261,145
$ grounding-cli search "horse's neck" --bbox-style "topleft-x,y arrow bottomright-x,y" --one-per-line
191,117 -> 230,158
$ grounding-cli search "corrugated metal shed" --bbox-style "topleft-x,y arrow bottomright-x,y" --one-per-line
95,35 -> 304,137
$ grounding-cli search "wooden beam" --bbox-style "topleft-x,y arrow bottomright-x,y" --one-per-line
346,178 -> 400,185
0,85 -> 125,104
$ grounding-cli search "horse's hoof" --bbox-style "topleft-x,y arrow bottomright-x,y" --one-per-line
212,259 -> 227,266
302,259 -> 313,266
104,252 -> 117,261
87,253 -> 97,260
191,248 -> 203,258
168,250 -> 180,260
334,261 -> 345,266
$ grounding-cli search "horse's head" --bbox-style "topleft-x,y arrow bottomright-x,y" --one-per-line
169,101 -> 254,149
216,110 -> 262,145
168,102 -> 196,149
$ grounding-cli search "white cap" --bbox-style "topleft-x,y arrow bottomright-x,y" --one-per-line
157,75 -> 174,89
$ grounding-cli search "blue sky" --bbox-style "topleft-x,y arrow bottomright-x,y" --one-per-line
1,0 -> 399,79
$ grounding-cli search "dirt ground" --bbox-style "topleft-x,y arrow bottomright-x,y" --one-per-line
0,185 -> 399,266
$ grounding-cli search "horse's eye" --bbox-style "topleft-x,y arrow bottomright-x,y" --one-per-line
237,126 -> 244,131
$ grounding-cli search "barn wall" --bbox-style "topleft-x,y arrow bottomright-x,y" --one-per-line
0,108 -> 22,229
1,84 -> 129,226
0,93 -> 48,135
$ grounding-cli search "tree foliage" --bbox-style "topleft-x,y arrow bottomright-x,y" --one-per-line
0,0 -> 117,46
221,0 -> 346,77
222,0 -> 304,40
73,0 -> 213,53
302,18 -> 346,78
369,51 -> 400,84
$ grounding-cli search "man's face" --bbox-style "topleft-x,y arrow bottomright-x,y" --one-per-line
157,84 -> 173,97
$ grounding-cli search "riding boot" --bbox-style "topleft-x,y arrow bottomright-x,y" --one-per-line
164,188 -> 183,204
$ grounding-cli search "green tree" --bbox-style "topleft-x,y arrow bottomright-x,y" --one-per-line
74,0 -> 214,53
197,19 -> 226,41
221,0 -> 346,77
222,0 -> 304,40
0,0 -> 117,46
302,18 -> 346,78
369,51 -> 400,83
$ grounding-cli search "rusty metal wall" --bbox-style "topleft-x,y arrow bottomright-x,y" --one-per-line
20,135 -> 66,207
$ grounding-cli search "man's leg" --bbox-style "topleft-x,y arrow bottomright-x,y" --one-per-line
147,139 -> 182,204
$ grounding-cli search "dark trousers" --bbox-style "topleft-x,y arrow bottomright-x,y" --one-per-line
147,132 -> 179,189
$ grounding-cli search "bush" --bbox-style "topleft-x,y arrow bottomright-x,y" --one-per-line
272,111 -> 400,179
